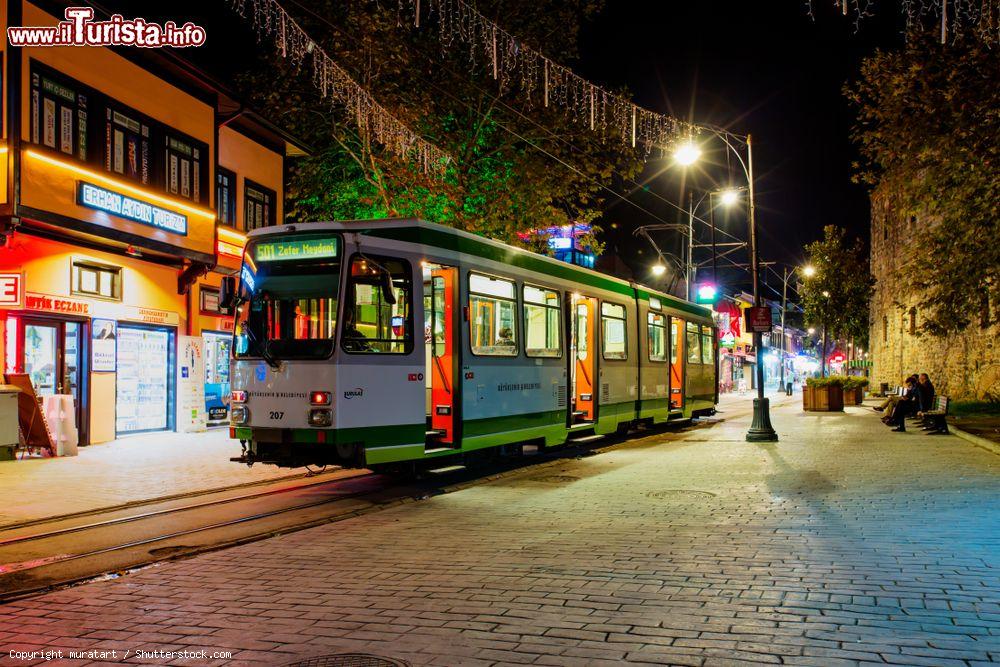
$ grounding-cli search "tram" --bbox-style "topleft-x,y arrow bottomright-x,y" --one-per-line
221,219 -> 718,469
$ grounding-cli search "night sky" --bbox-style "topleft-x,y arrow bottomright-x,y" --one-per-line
576,1 -> 903,294
116,0 -> 903,296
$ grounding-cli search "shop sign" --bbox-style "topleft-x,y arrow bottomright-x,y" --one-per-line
0,273 -> 23,307
92,318 -> 117,372
25,291 -> 180,326
78,181 -> 188,235
25,293 -> 90,315
746,306 -> 773,333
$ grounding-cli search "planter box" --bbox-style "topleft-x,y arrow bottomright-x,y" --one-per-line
803,385 -> 844,412
843,387 -> 864,406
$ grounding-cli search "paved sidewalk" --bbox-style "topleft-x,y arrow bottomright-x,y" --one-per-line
1,401 -> 999,666
0,430 -> 296,527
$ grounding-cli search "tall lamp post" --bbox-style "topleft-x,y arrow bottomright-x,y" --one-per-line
673,133 -> 776,442
777,264 -> 812,394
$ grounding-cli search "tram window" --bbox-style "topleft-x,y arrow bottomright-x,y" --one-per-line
686,322 -> 702,364
469,273 -> 517,356
343,256 -> 413,354
648,312 -> 666,362
523,285 -> 561,358
671,320 -> 680,364
701,326 -> 714,365
601,302 -> 627,360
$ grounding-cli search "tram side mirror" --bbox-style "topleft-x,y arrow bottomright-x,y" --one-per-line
219,276 -> 238,310
379,271 -> 397,305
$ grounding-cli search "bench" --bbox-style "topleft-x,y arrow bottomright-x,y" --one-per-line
918,395 -> 950,434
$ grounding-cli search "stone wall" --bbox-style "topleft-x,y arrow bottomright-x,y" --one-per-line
868,188 -> 1000,400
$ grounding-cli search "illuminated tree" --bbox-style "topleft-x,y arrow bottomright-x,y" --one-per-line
239,0 -> 639,246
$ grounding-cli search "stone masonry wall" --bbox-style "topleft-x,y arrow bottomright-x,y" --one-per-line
869,188 -> 1000,400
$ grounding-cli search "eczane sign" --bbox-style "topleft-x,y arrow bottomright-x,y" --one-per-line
0,273 -> 22,306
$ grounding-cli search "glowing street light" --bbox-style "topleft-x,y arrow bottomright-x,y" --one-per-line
807,327 -> 816,335
720,189 -> 740,206
673,142 -> 702,166
651,263 -> 667,277
803,265 -> 816,277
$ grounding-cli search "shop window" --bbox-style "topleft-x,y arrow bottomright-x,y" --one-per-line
165,134 -> 203,203
343,255 -> 413,354
523,285 -> 561,358
686,322 -> 702,364
469,273 -> 517,356
30,65 -> 88,161
601,302 -> 627,360
701,325 -> 714,365
71,260 -> 121,300
648,312 -> 666,362
217,167 -> 237,227
245,180 -> 276,230
105,105 -> 151,185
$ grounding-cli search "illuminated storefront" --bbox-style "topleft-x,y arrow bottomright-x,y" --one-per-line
0,0 -> 305,447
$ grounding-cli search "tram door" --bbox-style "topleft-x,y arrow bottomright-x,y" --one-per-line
424,265 -> 458,446
669,317 -> 685,410
570,295 -> 597,424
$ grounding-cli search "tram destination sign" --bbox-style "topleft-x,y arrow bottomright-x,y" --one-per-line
77,182 -> 188,235
255,238 -> 339,262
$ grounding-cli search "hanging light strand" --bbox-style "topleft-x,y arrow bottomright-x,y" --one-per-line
228,0 -> 450,173
395,0 -> 701,155
807,0 -> 1000,44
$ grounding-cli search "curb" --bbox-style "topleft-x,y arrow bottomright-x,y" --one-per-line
949,425 -> 1000,457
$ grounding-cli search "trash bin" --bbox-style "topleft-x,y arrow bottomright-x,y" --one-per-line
0,385 -> 20,461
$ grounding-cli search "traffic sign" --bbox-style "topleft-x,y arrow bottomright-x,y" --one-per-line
746,306 -> 773,333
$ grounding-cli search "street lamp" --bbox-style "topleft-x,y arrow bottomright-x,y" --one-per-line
651,263 -> 667,277
675,132 -> 776,442
807,327 -> 815,335
803,265 -> 816,278
673,141 -> 702,166
720,189 -> 740,206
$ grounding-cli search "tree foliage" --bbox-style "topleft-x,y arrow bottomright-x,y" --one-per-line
799,225 -> 873,349
237,0 -> 640,248
845,34 -> 1000,334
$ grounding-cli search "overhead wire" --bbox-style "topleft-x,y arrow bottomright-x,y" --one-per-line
281,0 -> 801,301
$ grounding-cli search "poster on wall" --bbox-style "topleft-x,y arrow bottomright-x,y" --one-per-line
92,318 -> 117,372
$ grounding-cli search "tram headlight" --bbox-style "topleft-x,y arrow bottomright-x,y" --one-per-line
308,408 -> 332,427
231,405 -> 250,426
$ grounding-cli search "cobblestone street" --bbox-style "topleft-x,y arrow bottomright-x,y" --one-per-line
1,398 -> 999,667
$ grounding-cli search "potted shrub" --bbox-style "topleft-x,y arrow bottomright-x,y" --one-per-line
842,376 -> 869,406
804,376 -> 845,412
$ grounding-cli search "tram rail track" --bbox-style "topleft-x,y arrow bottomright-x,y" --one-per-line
0,400 -> 771,603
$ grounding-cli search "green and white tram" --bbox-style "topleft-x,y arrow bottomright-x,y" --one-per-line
222,219 -> 718,469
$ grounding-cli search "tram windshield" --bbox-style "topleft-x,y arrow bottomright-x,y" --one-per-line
234,234 -> 341,361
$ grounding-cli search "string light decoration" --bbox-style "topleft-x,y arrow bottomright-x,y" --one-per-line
394,0 -> 700,155
228,0 -> 450,173
806,0 -> 1000,44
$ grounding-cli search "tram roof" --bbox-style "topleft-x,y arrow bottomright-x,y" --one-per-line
248,218 -> 713,319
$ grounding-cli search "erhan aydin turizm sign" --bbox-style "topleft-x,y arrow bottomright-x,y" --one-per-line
78,182 -> 188,235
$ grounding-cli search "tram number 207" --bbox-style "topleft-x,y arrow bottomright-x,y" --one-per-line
269,411 -> 284,420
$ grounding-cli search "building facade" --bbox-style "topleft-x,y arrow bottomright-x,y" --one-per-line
869,187 -> 1000,400
0,0 -> 305,445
